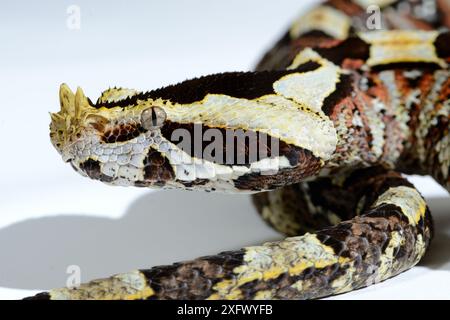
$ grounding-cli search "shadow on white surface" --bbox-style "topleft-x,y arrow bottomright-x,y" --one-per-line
420,197 -> 450,270
0,191 -> 448,297
0,190 -> 280,290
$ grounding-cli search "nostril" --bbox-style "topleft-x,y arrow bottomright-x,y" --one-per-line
62,154 -> 74,163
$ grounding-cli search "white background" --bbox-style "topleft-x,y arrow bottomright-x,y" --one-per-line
0,0 -> 449,299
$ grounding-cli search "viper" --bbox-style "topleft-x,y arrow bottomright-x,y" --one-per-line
29,0 -> 449,299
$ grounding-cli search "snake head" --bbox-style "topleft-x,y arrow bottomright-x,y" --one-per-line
50,73 -> 330,192
49,84 -> 177,188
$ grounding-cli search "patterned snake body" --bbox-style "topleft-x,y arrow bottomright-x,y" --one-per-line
31,0 -> 449,299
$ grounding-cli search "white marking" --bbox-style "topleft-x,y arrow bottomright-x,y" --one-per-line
99,88 -> 140,104
359,30 -> 447,68
354,0 -> 396,8
290,6 -> 351,40
275,49 -> 341,113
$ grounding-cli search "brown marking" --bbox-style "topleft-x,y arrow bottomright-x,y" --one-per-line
160,121 -> 312,167
23,292 -> 51,300
314,37 -> 370,66
96,62 -> 321,109
179,179 -> 209,188
435,32 -> 450,59
234,148 -> 322,191
142,149 -> 175,185
141,250 -> 245,300
437,0 -> 450,28
78,159 -> 114,183
326,0 -> 364,17
322,74 -> 354,115
103,123 -> 145,143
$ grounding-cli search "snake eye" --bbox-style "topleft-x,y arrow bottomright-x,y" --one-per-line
141,106 -> 166,130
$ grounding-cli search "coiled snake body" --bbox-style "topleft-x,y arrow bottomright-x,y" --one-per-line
31,0 -> 449,299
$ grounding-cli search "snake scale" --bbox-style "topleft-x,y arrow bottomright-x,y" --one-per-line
29,0 -> 449,300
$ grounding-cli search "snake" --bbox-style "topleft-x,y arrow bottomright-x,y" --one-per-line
28,0 -> 449,300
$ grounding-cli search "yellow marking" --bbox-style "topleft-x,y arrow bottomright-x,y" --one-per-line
289,256 -> 350,276
59,83 -> 76,116
237,271 -> 262,285
359,31 -> 447,68
99,87 -> 140,104
290,6 -> 351,40
213,279 -> 236,292
122,286 -> 155,300
233,265 -> 248,274
254,290 -> 273,300
377,231 -> 404,282
289,261 -> 312,276
51,84 -> 94,154
209,278 -> 243,300
48,271 -> 154,300
372,186 -> 427,225
262,266 -> 285,281
225,289 -> 244,300
208,234 -> 352,299
206,293 -> 221,300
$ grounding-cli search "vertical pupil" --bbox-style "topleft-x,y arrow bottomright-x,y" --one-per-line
151,108 -> 158,126
141,107 -> 166,130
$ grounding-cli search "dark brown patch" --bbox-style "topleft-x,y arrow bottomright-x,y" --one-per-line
253,181 -> 349,237
23,292 -> 51,300
179,179 -> 209,188
315,37 -> 370,66
148,61 -> 320,104
102,123 -> 145,143
95,62 -> 320,109
372,62 -> 442,72
307,177 -> 360,221
342,167 -> 415,209
234,149 -> 322,191
425,114 -> 450,186
142,250 -> 245,300
364,203 -> 408,225
142,150 -> 175,185
326,0 -> 365,16
160,121 -> 311,167
78,159 -> 114,183
322,74 -> 354,115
